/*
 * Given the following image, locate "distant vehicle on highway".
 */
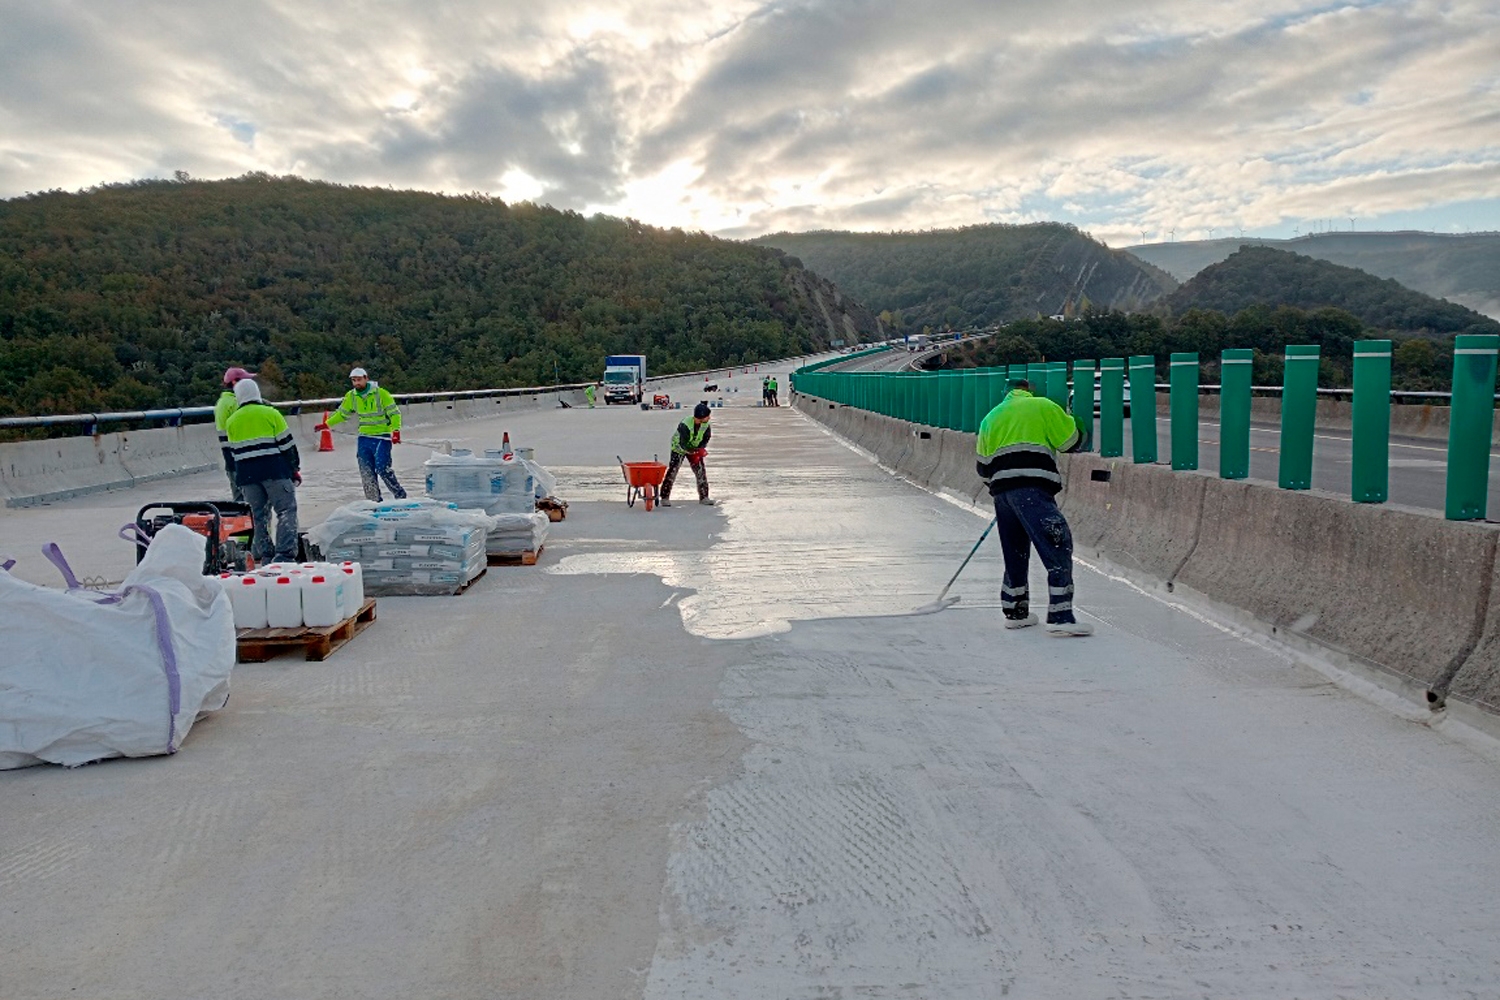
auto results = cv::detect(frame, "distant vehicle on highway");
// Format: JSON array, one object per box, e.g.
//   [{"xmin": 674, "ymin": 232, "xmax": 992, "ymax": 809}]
[{"xmin": 1070, "ymin": 371, "xmax": 1131, "ymax": 416}]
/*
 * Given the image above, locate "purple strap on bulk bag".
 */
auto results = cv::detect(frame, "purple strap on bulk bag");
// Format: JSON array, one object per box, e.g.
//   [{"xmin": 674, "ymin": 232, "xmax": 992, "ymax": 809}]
[{"xmin": 41, "ymin": 541, "xmax": 183, "ymax": 753}]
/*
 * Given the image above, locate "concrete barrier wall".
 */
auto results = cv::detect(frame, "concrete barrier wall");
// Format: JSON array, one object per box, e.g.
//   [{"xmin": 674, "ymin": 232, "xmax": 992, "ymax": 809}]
[
  {"xmin": 795, "ymin": 393, "xmax": 1500, "ymax": 724},
  {"xmin": 2, "ymin": 388, "xmax": 587, "ymax": 507},
  {"xmin": 0, "ymin": 363, "xmax": 771, "ymax": 507},
  {"xmin": 1, "ymin": 423, "xmax": 225, "ymax": 507}
]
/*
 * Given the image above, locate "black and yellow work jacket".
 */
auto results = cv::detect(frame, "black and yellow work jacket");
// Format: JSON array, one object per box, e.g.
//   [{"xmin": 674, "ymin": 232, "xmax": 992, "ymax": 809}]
[
  {"xmin": 670, "ymin": 417, "xmax": 712, "ymax": 456},
  {"xmin": 225, "ymin": 402, "xmax": 300, "ymax": 486},
  {"xmin": 975, "ymin": 390, "xmax": 1081, "ymax": 497}
]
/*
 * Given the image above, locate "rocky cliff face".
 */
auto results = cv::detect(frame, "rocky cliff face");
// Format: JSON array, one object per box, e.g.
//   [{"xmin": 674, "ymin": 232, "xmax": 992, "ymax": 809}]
[
  {"xmin": 753, "ymin": 223, "xmax": 1177, "ymax": 333},
  {"xmin": 778, "ymin": 255, "xmax": 886, "ymax": 345},
  {"xmin": 1027, "ymin": 231, "xmax": 1178, "ymax": 317}
]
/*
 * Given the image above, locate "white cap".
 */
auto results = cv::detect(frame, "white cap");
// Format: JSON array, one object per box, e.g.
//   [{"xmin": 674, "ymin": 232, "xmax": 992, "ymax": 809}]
[
  {"xmin": 233, "ymin": 378, "xmax": 262, "ymax": 404},
  {"xmin": 349, "ymin": 367, "xmax": 368, "ymax": 378}
]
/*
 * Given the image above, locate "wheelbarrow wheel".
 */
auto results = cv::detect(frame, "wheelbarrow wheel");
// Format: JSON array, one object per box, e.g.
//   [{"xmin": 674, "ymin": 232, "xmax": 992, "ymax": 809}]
[{"xmin": 644, "ymin": 483, "xmax": 656, "ymax": 511}]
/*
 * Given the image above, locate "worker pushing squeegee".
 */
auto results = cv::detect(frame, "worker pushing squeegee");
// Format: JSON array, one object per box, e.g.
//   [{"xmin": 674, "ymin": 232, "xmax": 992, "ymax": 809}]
[{"xmin": 910, "ymin": 378, "xmax": 1092, "ymax": 631}]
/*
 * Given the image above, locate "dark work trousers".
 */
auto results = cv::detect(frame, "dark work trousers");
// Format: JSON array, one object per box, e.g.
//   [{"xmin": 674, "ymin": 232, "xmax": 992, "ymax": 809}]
[
  {"xmin": 356, "ymin": 436, "xmax": 407, "ymax": 502},
  {"xmin": 221, "ymin": 448, "xmax": 244, "ymax": 503},
  {"xmin": 993, "ymin": 485, "xmax": 1077, "ymax": 625},
  {"xmin": 659, "ymin": 452, "xmax": 708, "ymax": 501},
  {"xmin": 242, "ymin": 478, "xmax": 300, "ymax": 562}
]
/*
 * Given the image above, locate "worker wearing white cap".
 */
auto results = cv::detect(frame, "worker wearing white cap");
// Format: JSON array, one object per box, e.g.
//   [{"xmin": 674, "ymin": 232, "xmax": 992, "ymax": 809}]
[{"xmin": 318, "ymin": 367, "xmax": 407, "ymax": 501}]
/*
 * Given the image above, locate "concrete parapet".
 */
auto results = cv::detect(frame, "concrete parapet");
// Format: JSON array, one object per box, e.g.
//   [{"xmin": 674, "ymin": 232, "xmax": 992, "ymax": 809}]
[
  {"xmin": 930, "ymin": 429, "xmax": 988, "ymax": 506},
  {"xmin": 1445, "ymin": 556, "xmax": 1500, "ymax": 715},
  {"xmin": 1175, "ymin": 483, "xmax": 1497, "ymax": 692},
  {"xmin": 2, "ymin": 423, "xmax": 222, "ymax": 507},
  {"xmin": 1058, "ymin": 454, "xmax": 1205, "ymax": 583},
  {"xmin": 0, "ymin": 389, "xmax": 578, "ymax": 507}
]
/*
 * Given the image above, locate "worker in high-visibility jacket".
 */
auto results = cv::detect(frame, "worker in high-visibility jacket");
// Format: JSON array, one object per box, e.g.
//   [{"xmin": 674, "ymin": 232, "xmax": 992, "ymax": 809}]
[
  {"xmin": 225, "ymin": 378, "xmax": 301, "ymax": 563},
  {"xmin": 319, "ymin": 367, "xmax": 407, "ymax": 502},
  {"xmin": 975, "ymin": 379, "xmax": 1092, "ymax": 636},
  {"xmin": 659, "ymin": 402, "xmax": 717, "ymax": 506},
  {"xmin": 214, "ymin": 366, "xmax": 255, "ymax": 502}
]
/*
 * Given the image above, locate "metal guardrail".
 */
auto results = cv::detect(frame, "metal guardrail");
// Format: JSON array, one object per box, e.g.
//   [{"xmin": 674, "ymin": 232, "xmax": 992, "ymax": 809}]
[
  {"xmin": 792, "ymin": 338, "xmax": 1500, "ymax": 520},
  {"xmin": 0, "ymin": 355, "xmax": 830, "ymax": 434}
]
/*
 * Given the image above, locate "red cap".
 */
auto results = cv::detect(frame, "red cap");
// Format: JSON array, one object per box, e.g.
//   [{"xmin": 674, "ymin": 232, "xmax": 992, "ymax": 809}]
[
  {"xmin": 311, "ymin": 575, "xmax": 325, "ymax": 583},
  {"xmin": 277, "ymin": 576, "xmax": 290, "ymax": 584},
  {"xmin": 223, "ymin": 366, "xmax": 256, "ymax": 386}
]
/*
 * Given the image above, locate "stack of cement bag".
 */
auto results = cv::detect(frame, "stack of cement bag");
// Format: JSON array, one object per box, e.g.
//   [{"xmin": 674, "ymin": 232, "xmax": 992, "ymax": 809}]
[
  {"xmin": 424, "ymin": 449, "xmax": 551, "ymax": 557},
  {"xmin": 487, "ymin": 510, "xmax": 551, "ymax": 556},
  {"xmin": 1, "ymin": 524, "xmax": 235, "ymax": 768},
  {"xmin": 308, "ymin": 499, "xmax": 493, "ymax": 596}
]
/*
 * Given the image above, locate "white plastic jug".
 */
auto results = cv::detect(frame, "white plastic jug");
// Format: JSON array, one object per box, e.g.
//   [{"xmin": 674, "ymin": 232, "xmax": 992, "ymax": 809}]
[
  {"xmin": 302, "ymin": 574, "xmax": 344, "ymax": 628},
  {"xmin": 339, "ymin": 562, "xmax": 365, "ymax": 613},
  {"xmin": 265, "ymin": 575, "xmax": 304, "ymax": 628},
  {"xmin": 228, "ymin": 574, "xmax": 269, "ymax": 629}
]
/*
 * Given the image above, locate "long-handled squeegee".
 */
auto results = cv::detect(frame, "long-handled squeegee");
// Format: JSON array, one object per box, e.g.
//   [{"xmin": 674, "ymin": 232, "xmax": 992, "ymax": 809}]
[{"xmin": 906, "ymin": 517, "xmax": 997, "ymax": 616}]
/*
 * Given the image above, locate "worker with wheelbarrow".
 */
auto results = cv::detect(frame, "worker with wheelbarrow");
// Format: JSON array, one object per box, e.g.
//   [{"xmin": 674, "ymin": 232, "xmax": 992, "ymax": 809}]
[{"xmin": 660, "ymin": 402, "xmax": 716, "ymax": 506}]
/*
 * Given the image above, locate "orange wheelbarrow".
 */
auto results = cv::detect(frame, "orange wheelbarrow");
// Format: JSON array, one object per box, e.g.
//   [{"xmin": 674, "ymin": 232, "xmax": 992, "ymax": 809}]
[{"xmin": 618, "ymin": 454, "xmax": 668, "ymax": 511}]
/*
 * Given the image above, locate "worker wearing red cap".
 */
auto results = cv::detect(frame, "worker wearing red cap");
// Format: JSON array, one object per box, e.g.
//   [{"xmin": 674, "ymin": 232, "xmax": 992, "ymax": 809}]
[{"xmin": 215, "ymin": 367, "xmax": 255, "ymax": 501}]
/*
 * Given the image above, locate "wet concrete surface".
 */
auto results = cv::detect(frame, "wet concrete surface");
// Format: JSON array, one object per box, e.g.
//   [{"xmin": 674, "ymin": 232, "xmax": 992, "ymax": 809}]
[{"xmin": 4, "ymin": 363, "xmax": 1500, "ymax": 998}]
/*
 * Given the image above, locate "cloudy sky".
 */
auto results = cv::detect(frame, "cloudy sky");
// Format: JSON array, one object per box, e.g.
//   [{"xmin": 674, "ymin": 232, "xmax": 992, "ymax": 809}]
[{"xmin": 2, "ymin": 0, "xmax": 1497, "ymax": 246}]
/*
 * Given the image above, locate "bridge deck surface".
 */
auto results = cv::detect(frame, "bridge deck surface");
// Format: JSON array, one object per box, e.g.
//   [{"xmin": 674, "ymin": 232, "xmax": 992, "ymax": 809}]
[{"xmin": 3, "ymin": 364, "xmax": 1499, "ymax": 998}]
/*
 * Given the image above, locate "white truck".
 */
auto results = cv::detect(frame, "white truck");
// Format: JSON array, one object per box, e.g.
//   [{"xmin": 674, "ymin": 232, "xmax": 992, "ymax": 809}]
[{"xmin": 602, "ymin": 354, "xmax": 646, "ymax": 405}]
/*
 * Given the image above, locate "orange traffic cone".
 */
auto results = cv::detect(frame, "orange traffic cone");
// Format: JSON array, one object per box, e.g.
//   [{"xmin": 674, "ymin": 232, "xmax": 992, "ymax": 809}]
[{"xmin": 317, "ymin": 413, "xmax": 335, "ymax": 452}]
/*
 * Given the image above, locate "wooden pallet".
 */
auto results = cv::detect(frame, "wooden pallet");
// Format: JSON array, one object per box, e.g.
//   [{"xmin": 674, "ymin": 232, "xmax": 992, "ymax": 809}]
[
  {"xmin": 487, "ymin": 545, "xmax": 543, "ymax": 566},
  {"xmin": 236, "ymin": 598, "xmax": 377, "ymax": 663}
]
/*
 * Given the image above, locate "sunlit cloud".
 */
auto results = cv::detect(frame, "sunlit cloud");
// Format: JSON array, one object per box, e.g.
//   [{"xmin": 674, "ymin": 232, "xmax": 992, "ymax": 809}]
[{"xmin": 0, "ymin": 0, "xmax": 1494, "ymax": 241}]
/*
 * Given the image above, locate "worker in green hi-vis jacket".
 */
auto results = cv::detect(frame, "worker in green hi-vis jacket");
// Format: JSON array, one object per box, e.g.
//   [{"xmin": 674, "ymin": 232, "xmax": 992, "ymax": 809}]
[
  {"xmin": 975, "ymin": 379, "xmax": 1092, "ymax": 637},
  {"xmin": 659, "ymin": 403, "xmax": 717, "ymax": 507}
]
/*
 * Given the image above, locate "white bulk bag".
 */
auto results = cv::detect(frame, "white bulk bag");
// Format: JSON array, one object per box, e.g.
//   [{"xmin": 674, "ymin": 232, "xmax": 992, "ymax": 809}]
[{"xmin": 0, "ymin": 524, "xmax": 236, "ymax": 768}]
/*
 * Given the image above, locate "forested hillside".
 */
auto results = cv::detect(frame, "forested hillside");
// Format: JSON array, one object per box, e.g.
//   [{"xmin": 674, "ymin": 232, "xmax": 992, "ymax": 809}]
[
  {"xmin": 753, "ymin": 223, "xmax": 1177, "ymax": 332},
  {"xmin": 1128, "ymin": 231, "xmax": 1500, "ymax": 321},
  {"xmin": 0, "ymin": 175, "xmax": 880, "ymax": 416},
  {"xmin": 1164, "ymin": 246, "xmax": 1500, "ymax": 337},
  {"xmin": 945, "ymin": 304, "xmax": 1463, "ymax": 392}
]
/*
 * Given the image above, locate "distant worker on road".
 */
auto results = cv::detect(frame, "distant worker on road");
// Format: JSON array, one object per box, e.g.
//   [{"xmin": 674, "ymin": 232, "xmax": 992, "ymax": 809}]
[
  {"xmin": 585, "ymin": 383, "xmax": 598, "ymax": 408},
  {"xmin": 762, "ymin": 376, "xmax": 771, "ymax": 405},
  {"xmin": 225, "ymin": 378, "xmax": 301, "ymax": 563},
  {"xmin": 768, "ymin": 376, "xmax": 780, "ymax": 407},
  {"xmin": 659, "ymin": 402, "xmax": 717, "ymax": 507},
  {"xmin": 215, "ymin": 366, "xmax": 255, "ymax": 501},
  {"xmin": 976, "ymin": 379, "xmax": 1092, "ymax": 637},
  {"xmin": 319, "ymin": 367, "xmax": 407, "ymax": 502}
]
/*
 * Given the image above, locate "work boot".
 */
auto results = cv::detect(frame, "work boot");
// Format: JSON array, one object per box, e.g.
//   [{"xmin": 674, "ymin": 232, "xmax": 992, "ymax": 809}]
[
  {"xmin": 659, "ymin": 498, "xmax": 671, "ymax": 507},
  {"xmin": 1004, "ymin": 614, "xmax": 1038, "ymax": 629},
  {"xmin": 1046, "ymin": 621, "xmax": 1094, "ymax": 637},
  {"xmin": 699, "ymin": 497, "xmax": 717, "ymax": 505}
]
